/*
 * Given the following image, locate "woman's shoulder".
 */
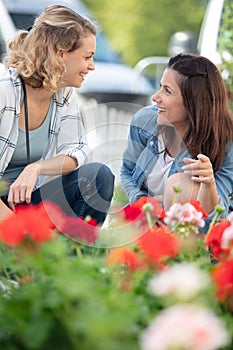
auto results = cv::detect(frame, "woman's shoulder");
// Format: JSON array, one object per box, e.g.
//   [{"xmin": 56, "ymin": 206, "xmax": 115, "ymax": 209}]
[
  {"xmin": 55, "ymin": 87, "xmax": 78, "ymax": 107},
  {"xmin": 224, "ymin": 141, "xmax": 233, "ymax": 159},
  {"xmin": 0, "ymin": 68, "xmax": 17, "ymax": 84},
  {"xmin": 0, "ymin": 68, "xmax": 20, "ymax": 101}
]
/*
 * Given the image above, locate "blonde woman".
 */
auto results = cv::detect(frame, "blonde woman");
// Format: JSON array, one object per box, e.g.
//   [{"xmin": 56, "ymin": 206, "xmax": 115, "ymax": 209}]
[{"xmin": 0, "ymin": 5, "xmax": 114, "ymax": 223}]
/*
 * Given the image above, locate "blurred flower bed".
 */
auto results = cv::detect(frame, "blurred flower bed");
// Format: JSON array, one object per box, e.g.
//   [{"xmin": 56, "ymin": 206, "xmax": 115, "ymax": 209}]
[{"xmin": 0, "ymin": 191, "xmax": 233, "ymax": 350}]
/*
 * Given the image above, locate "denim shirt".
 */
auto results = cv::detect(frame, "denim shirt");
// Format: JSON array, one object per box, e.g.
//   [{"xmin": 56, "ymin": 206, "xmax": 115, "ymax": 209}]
[{"xmin": 120, "ymin": 105, "xmax": 233, "ymax": 233}]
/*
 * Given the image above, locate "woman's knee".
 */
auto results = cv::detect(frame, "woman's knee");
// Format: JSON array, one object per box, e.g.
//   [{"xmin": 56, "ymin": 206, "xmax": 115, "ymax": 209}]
[
  {"xmin": 79, "ymin": 162, "xmax": 115, "ymax": 199},
  {"xmin": 164, "ymin": 172, "xmax": 200, "ymax": 209}
]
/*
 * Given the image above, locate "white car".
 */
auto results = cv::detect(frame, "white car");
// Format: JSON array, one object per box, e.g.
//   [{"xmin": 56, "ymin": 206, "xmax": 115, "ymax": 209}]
[
  {"xmin": 197, "ymin": 0, "xmax": 225, "ymax": 65},
  {"xmin": 168, "ymin": 0, "xmax": 227, "ymax": 66}
]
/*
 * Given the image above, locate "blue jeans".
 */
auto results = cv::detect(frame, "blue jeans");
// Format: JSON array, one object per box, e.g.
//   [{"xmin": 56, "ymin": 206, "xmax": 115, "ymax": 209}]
[{"xmin": 31, "ymin": 162, "xmax": 115, "ymax": 225}]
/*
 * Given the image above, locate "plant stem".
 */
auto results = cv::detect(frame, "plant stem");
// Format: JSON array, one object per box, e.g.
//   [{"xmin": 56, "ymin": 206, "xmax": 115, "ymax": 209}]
[
  {"xmin": 76, "ymin": 244, "xmax": 83, "ymax": 258},
  {"xmin": 146, "ymin": 211, "xmax": 153, "ymax": 229}
]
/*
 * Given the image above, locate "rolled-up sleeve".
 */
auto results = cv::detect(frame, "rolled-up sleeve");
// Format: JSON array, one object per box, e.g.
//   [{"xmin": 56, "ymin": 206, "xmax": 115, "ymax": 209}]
[
  {"xmin": 56, "ymin": 88, "xmax": 92, "ymax": 167},
  {"xmin": 120, "ymin": 105, "xmax": 157, "ymax": 203}
]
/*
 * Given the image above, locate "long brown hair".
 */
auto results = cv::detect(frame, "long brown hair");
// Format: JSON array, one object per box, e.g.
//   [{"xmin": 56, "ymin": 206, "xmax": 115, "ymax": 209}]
[{"xmin": 166, "ymin": 53, "xmax": 233, "ymax": 171}]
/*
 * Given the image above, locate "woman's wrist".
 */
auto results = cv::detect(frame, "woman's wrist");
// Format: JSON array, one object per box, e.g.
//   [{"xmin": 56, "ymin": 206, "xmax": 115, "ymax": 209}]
[{"xmin": 27, "ymin": 162, "xmax": 42, "ymax": 175}]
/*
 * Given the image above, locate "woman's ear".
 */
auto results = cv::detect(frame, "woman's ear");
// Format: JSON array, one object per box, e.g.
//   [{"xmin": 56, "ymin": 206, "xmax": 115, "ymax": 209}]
[{"xmin": 57, "ymin": 49, "xmax": 64, "ymax": 58}]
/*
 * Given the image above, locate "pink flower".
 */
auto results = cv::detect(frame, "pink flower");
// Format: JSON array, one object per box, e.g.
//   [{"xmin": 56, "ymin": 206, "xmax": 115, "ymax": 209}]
[
  {"xmin": 140, "ymin": 305, "xmax": 230, "ymax": 350},
  {"xmin": 164, "ymin": 202, "xmax": 205, "ymax": 229},
  {"xmin": 228, "ymin": 212, "xmax": 233, "ymax": 225},
  {"xmin": 148, "ymin": 263, "xmax": 209, "ymax": 301}
]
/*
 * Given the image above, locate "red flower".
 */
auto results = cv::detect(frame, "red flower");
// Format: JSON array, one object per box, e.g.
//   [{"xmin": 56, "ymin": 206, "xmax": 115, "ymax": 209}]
[
  {"xmin": 0, "ymin": 201, "xmax": 99, "ymax": 247},
  {"xmin": 0, "ymin": 212, "xmax": 25, "ymax": 246},
  {"xmin": 80, "ymin": 216, "xmax": 98, "ymax": 227},
  {"xmin": 133, "ymin": 196, "xmax": 165, "ymax": 220},
  {"xmin": 61, "ymin": 217, "xmax": 98, "ymax": 244},
  {"xmin": 211, "ymin": 259, "xmax": 233, "ymax": 301},
  {"xmin": 0, "ymin": 203, "xmax": 55, "ymax": 247},
  {"xmin": 205, "ymin": 220, "xmax": 231, "ymax": 260},
  {"xmin": 41, "ymin": 201, "xmax": 98, "ymax": 244},
  {"xmin": 37, "ymin": 201, "xmax": 65, "ymax": 230},
  {"xmin": 137, "ymin": 227, "xmax": 179, "ymax": 268},
  {"xmin": 123, "ymin": 204, "xmax": 143, "ymax": 221},
  {"xmin": 106, "ymin": 247, "xmax": 144, "ymax": 270},
  {"xmin": 123, "ymin": 196, "xmax": 165, "ymax": 225},
  {"xmin": 19, "ymin": 275, "xmax": 34, "ymax": 284}
]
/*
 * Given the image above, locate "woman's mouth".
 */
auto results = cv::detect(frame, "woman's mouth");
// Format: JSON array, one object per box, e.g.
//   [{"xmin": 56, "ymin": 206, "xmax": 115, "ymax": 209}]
[
  {"xmin": 158, "ymin": 107, "xmax": 166, "ymax": 113},
  {"xmin": 79, "ymin": 73, "xmax": 87, "ymax": 80}
]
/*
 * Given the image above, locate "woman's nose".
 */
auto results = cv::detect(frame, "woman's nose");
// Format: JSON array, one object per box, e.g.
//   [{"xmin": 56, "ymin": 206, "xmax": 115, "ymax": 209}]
[
  {"xmin": 152, "ymin": 90, "xmax": 160, "ymax": 103},
  {"xmin": 88, "ymin": 58, "xmax": 95, "ymax": 71}
]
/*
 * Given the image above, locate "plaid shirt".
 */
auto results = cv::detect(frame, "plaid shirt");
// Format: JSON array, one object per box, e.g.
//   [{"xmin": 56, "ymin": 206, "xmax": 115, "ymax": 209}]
[{"xmin": 0, "ymin": 68, "xmax": 91, "ymax": 189}]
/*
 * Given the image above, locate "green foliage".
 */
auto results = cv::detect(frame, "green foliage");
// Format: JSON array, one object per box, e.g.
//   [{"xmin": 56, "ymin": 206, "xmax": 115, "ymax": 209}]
[
  {"xmin": 1, "ymin": 198, "xmax": 233, "ymax": 349},
  {"xmin": 83, "ymin": 0, "xmax": 208, "ymax": 66},
  {"xmin": 218, "ymin": 0, "xmax": 233, "ymax": 108},
  {"xmin": 0, "ymin": 237, "xmax": 146, "ymax": 350},
  {"xmin": 1, "ymin": 233, "xmax": 232, "ymax": 349}
]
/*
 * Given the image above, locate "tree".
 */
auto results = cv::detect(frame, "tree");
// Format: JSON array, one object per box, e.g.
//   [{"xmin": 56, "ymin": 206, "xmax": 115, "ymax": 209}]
[
  {"xmin": 218, "ymin": 0, "xmax": 233, "ymax": 105},
  {"xmin": 83, "ymin": 0, "xmax": 208, "ymax": 66}
]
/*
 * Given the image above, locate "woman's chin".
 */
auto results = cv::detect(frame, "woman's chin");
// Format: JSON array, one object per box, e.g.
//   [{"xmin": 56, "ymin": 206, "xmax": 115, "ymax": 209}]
[{"xmin": 157, "ymin": 115, "xmax": 166, "ymax": 125}]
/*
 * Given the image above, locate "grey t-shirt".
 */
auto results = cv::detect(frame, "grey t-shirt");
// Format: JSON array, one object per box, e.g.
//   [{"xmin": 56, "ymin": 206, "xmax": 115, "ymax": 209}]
[{"xmin": 1, "ymin": 96, "xmax": 53, "ymax": 195}]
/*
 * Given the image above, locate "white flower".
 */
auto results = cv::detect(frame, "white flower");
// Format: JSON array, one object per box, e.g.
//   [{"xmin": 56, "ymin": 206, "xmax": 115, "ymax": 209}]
[
  {"xmin": 221, "ymin": 224, "xmax": 233, "ymax": 249},
  {"xmin": 227, "ymin": 212, "xmax": 233, "ymax": 225},
  {"xmin": 140, "ymin": 305, "xmax": 230, "ymax": 350},
  {"xmin": 164, "ymin": 203, "xmax": 205, "ymax": 228},
  {"xmin": 148, "ymin": 263, "xmax": 209, "ymax": 301}
]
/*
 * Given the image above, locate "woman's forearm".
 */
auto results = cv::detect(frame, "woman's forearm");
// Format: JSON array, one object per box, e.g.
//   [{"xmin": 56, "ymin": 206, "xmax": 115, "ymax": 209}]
[
  {"xmin": 35, "ymin": 155, "xmax": 78, "ymax": 176},
  {"xmin": 197, "ymin": 182, "xmax": 219, "ymax": 214},
  {"xmin": 6, "ymin": 155, "xmax": 78, "ymax": 209}
]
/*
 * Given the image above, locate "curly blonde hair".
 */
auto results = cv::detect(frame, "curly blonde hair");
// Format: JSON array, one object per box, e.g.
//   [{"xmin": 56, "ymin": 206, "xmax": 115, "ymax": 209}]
[{"xmin": 4, "ymin": 5, "xmax": 97, "ymax": 91}]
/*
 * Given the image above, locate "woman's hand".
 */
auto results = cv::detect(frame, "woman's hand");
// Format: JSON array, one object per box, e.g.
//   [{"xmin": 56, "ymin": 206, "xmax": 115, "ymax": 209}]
[
  {"xmin": 7, "ymin": 163, "xmax": 41, "ymax": 210},
  {"xmin": 182, "ymin": 154, "xmax": 215, "ymax": 184},
  {"xmin": 182, "ymin": 154, "xmax": 218, "ymax": 213}
]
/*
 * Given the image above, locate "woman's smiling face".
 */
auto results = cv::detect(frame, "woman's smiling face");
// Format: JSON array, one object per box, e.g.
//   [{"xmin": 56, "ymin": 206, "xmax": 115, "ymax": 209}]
[
  {"xmin": 58, "ymin": 33, "xmax": 96, "ymax": 88},
  {"xmin": 152, "ymin": 68, "xmax": 189, "ymax": 135}
]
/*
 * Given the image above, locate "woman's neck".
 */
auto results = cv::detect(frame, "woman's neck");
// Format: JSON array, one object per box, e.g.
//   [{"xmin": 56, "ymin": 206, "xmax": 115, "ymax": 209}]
[
  {"xmin": 162, "ymin": 129, "xmax": 184, "ymax": 158},
  {"xmin": 25, "ymin": 84, "xmax": 54, "ymax": 102}
]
